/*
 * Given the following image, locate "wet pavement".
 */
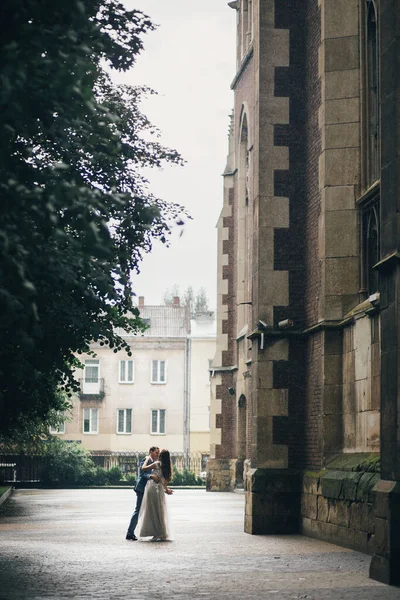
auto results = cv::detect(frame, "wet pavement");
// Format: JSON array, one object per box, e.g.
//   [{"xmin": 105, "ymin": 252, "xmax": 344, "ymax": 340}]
[{"xmin": 0, "ymin": 488, "xmax": 399, "ymax": 599}]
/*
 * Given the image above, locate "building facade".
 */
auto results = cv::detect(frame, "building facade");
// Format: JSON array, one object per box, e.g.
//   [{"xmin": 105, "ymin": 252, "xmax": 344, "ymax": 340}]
[
  {"xmin": 208, "ymin": 0, "xmax": 400, "ymax": 585},
  {"xmin": 53, "ymin": 298, "xmax": 215, "ymax": 473}
]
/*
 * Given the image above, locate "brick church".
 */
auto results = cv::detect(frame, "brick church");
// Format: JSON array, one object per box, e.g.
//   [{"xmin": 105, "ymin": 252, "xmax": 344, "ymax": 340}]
[{"xmin": 208, "ymin": 0, "xmax": 400, "ymax": 585}]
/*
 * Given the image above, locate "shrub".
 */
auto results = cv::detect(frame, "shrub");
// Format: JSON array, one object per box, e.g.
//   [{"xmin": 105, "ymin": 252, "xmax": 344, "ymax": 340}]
[
  {"xmin": 171, "ymin": 468, "xmax": 204, "ymax": 486},
  {"xmin": 125, "ymin": 474, "xmax": 137, "ymax": 487},
  {"xmin": 41, "ymin": 438, "xmax": 95, "ymax": 486},
  {"xmin": 106, "ymin": 466, "xmax": 123, "ymax": 485}
]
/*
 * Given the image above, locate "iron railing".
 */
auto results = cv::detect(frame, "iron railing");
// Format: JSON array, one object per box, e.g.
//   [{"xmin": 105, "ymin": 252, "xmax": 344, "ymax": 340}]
[{"xmin": 0, "ymin": 451, "xmax": 209, "ymax": 484}]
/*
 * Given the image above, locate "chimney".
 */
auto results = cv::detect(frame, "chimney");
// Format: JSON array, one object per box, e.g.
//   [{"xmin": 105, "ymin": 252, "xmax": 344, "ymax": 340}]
[
  {"xmin": 173, "ymin": 296, "xmax": 180, "ymax": 306},
  {"xmin": 138, "ymin": 296, "xmax": 145, "ymax": 308}
]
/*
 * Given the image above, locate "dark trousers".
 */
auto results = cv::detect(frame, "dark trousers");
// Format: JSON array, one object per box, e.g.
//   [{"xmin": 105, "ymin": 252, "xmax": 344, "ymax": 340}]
[{"xmin": 127, "ymin": 491, "xmax": 143, "ymax": 535}]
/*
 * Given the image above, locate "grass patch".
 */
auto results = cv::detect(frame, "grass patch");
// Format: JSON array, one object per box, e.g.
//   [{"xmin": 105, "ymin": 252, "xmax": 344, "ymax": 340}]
[{"xmin": 0, "ymin": 486, "xmax": 10, "ymax": 498}]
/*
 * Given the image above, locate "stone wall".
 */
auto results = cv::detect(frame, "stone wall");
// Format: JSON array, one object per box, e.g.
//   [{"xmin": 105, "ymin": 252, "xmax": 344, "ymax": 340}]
[{"xmin": 301, "ymin": 453, "xmax": 380, "ymax": 554}]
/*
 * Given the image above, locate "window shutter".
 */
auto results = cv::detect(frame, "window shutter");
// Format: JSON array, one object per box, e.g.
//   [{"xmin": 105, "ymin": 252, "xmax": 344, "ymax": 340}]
[
  {"xmin": 126, "ymin": 409, "xmax": 132, "ymax": 433},
  {"xmin": 127, "ymin": 360, "xmax": 133, "ymax": 382},
  {"xmin": 84, "ymin": 408, "xmax": 90, "ymax": 432},
  {"xmin": 92, "ymin": 409, "xmax": 98, "ymax": 432},
  {"xmin": 160, "ymin": 361, "xmax": 165, "ymax": 382},
  {"xmin": 151, "ymin": 410, "xmax": 157, "ymax": 433},
  {"xmin": 118, "ymin": 410, "xmax": 124, "ymax": 433},
  {"xmin": 160, "ymin": 409, "xmax": 166, "ymax": 433},
  {"xmin": 152, "ymin": 361, "xmax": 158, "ymax": 382},
  {"xmin": 120, "ymin": 361, "xmax": 126, "ymax": 382}
]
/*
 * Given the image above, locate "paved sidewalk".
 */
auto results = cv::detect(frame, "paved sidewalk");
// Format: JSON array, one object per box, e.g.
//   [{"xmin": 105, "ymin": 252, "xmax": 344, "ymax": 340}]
[{"xmin": 0, "ymin": 489, "xmax": 399, "ymax": 599}]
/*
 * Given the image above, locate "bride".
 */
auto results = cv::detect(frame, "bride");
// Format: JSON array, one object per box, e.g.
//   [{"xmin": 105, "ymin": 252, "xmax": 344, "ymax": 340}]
[{"xmin": 137, "ymin": 448, "xmax": 174, "ymax": 541}]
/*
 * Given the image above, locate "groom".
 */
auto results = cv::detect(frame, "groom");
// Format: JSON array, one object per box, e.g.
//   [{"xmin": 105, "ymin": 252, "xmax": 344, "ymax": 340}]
[{"xmin": 126, "ymin": 446, "xmax": 160, "ymax": 541}]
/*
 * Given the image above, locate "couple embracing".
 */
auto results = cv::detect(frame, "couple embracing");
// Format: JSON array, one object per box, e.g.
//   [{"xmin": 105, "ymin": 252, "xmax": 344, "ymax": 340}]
[{"xmin": 126, "ymin": 446, "xmax": 173, "ymax": 542}]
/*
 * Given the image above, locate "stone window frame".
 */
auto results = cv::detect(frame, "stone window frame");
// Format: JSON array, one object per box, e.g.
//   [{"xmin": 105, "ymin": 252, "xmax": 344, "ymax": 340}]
[
  {"xmin": 358, "ymin": 185, "xmax": 380, "ymax": 295},
  {"xmin": 241, "ymin": 0, "xmax": 253, "ymax": 60},
  {"xmin": 119, "ymin": 359, "xmax": 135, "ymax": 384},
  {"xmin": 236, "ymin": 108, "xmax": 252, "ymax": 334},
  {"xmin": 360, "ymin": 0, "xmax": 380, "ymax": 190},
  {"xmin": 358, "ymin": 0, "xmax": 380, "ymax": 296},
  {"xmin": 116, "ymin": 408, "xmax": 132, "ymax": 435},
  {"xmin": 151, "ymin": 359, "xmax": 167, "ymax": 384},
  {"xmin": 83, "ymin": 407, "xmax": 99, "ymax": 434},
  {"xmin": 150, "ymin": 408, "xmax": 166, "ymax": 435}
]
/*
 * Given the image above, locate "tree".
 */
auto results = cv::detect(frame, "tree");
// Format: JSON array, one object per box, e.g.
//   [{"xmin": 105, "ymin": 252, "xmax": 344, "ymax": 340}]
[
  {"xmin": 0, "ymin": 1, "xmax": 186, "ymax": 438},
  {"xmin": 194, "ymin": 287, "xmax": 210, "ymax": 316},
  {"xmin": 163, "ymin": 284, "xmax": 181, "ymax": 305},
  {"xmin": 163, "ymin": 285, "xmax": 209, "ymax": 317}
]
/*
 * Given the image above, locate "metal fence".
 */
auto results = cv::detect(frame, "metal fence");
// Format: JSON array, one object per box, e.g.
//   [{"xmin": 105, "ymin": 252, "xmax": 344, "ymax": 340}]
[{"xmin": 0, "ymin": 451, "xmax": 209, "ymax": 484}]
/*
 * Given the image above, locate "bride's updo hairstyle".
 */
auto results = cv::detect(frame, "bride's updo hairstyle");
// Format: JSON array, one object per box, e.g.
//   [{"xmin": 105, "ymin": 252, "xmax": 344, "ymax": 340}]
[{"xmin": 159, "ymin": 449, "xmax": 172, "ymax": 482}]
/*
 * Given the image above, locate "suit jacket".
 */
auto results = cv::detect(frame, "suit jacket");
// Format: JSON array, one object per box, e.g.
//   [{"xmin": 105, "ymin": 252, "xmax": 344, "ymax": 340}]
[{"xmin": 134, "ymin": 456, "xmax": 152, "ymax": 494}]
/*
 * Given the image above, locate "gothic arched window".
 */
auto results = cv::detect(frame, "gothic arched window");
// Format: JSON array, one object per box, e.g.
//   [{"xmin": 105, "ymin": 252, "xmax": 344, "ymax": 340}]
[
  {"xmin": 365, "ymin": 0, "xmax": 379, "ymax": 187},
  {"xmin": 359, "ymin": 1, "xmax": 380, "ymax": 296}
]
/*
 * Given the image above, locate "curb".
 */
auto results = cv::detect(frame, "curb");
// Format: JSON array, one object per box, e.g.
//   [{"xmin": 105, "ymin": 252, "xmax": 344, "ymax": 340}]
[{"xmin": 0, "ymin": 487, "xmax": 13, "ymax": 507}]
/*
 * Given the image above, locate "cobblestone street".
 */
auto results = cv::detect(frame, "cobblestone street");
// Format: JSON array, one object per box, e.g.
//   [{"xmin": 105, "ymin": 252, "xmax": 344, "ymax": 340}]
[{"xmin": 0, "ymin": 489, "xmax": 399, "ymax": 600}]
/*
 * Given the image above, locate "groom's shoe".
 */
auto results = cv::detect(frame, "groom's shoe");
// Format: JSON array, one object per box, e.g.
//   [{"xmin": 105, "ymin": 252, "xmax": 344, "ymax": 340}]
[{"xmin": 126, "ymin": 533, "xmax": 137, "ymax": 541}]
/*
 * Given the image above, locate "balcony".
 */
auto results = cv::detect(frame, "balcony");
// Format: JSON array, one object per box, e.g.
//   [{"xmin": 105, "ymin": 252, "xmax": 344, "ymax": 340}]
[{"xmin": 79, "ymin": 378, "xmax": 105, "ymax": 401}]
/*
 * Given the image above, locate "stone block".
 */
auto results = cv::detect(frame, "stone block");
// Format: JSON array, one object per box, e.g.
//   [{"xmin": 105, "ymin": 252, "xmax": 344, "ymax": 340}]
[
  {"xmin": 324, "ymin": 329, "xmax": 343, "ymax": 355},
  {"xmin": 245, "ymin": 513, "xmax": 298, "ymax": 535},
  {"xmin": 342, "ymin": 472, "xmax": 363, "ymax": 501},
  {"xmin": 327, "ymin": 498, "xmax": 351, "ymax": 528},
  {"xmin": 321, "ymin": 471, "xmax": 343, "ymax": 499},
  {"xmin": 323, "ymin": 148, "xmax": 360, "ymax": 186},
  {"xmin": 324, "ymin": 353, "xmax": 342, "ymax": 385},
  {"xmin": 317, "ymin": 495, "xmax": 329, "ymax": 522},
  {"xmin": 324, "ymin": 122, "xmax": 359, "ymax": 150},
  {"xmin": 301, "ymin": 517, "xmax": 318, "ymax": 538},
  {"xmin": 325, "ymin": 97, "xmax": 359, "ymax": 125},
  {"xmin": 334, "ymin": 524, "xmax": 356, "ymax": 550},
  {"xmin": 323, "ymin": 185, "xmax": 355, "ymax": 211},
  {"xmin": 343, "ymin": 412, "xmax": 356, "ymax": 449},
  {"xmin": 324, "ymin": 36, "xmax": 359, "ymax": 72},
  {"xmin": 353, "ymin": 530, "xmax": 373, "ymax": 555},
  {"xmin": 350, "ymin": 501, "xmax": 369, "ymax": 532},
  {"xmin": 323, "ymin": 414, "xmax": 343, "ymax": 453},
  {"xmin": 356, "ymin": 473, "xmax": 379, "ymax": 502},
  {"xmin": 323, "ymin": 384, "xmax": 342, "ymax": 415},
  {"xmin": 301, "ymin": 493, "xmax": 318, "ymax": 520},
  {"xmin": 302, "ymin": 472, "xmax": 322, "ymax": 495},
  {"xmin": 373, "ymin": 479, "xmax": 400, "ymax": 518},
  {"xmin": 206, "ymin": 459, "xmax": 233, "ymax": 492},
  {"xmin": 325, "ymin": 69, "xmax": 359, "ymax": 100},
  {"xmin": 323, "ymin": 0, "xmax": 359, "ymax": 39},
  {"xmin": 374, "ymin": 517, "xmax": 389, "ymax": 557},
  {"xmin": 325, "ymin": 210, "xmax": 358, "ymax": 258},
  {"xmin": 324, "ymin": 257, "xmax": 358, "ymax": 295},
  {"xmin": 342, "ymin": 382, "xmax": 356, "ymax": 414}
]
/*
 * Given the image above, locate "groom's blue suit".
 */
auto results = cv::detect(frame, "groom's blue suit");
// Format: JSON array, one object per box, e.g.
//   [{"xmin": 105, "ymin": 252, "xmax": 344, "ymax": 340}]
[{"xmin": 126, "ymin": 456, "xmax": 153, "ymax": 538}]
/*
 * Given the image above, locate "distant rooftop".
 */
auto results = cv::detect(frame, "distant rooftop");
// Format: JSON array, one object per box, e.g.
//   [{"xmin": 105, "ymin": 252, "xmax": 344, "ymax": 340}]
[
  {"xmin": 190, "ymin": 311, "xmax": 216, "ymax": 338},
  {"xmin": 115, "ymin": 296, "xmax": 215, "ymax": 339}
]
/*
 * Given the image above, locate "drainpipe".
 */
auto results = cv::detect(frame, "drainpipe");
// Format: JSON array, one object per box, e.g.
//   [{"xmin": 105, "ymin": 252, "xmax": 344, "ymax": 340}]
[{"xmin": 183, "ymin": 334, "xmax": 191, "ymax": 468}]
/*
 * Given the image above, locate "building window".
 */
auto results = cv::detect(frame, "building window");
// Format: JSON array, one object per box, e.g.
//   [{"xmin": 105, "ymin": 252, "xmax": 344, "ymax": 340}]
[
  {"xmin": 364, "ymin": 0, "xmax": 379, "ymax": 188},
  {"xmin": 83, "ymin": 408, "xmax": 98, "ymax": 434},
  {"xmin": 83, "ymin": 359, "xmax": 100, "ymax": 395},
  {"xmin": 241, "ymin": 0, "xmax": 253, "ymax": 59},
  {"xmin": 151, "ymin": 360, "xmax": 167, "ymax": 384},
  {"xmin": 119, "ymin": 360, "xmax": 134, "ymax": 384},
  {"xmin": 151, "ymin": 409, "xmax": 166, "ymax": 434},
  {"xmin": 359, "ymin": 1, "xmax": 380, "ymax": 295},
  {"xmin": 117, "ymin": 409, "xmax": 132, "ymax": 434},
  {"xmin": 49, "ymin": 422, "xmax": 65, "ymax": 435},
  {"xmin": 361, "ymin": 194, "xmax": 380, "ymax": 295}
]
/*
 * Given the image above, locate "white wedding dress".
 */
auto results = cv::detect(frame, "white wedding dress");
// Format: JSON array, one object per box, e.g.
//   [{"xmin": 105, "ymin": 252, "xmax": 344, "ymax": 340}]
[{"xmin": 137, "ymin": 467, "xmax": 171, "ymax": 540}]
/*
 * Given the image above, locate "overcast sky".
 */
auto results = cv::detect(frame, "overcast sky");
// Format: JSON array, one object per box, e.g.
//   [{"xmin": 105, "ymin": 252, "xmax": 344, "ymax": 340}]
[{"xmin": 116, "ymin": 1, "xmax": 236, "ymax": 308}]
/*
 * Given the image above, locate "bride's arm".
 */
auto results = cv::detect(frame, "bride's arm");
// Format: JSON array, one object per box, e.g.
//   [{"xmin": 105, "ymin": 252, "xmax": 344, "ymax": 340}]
[{"xmin": 161, "ymin": 476, "xmax": 173, "ymax": 495}]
